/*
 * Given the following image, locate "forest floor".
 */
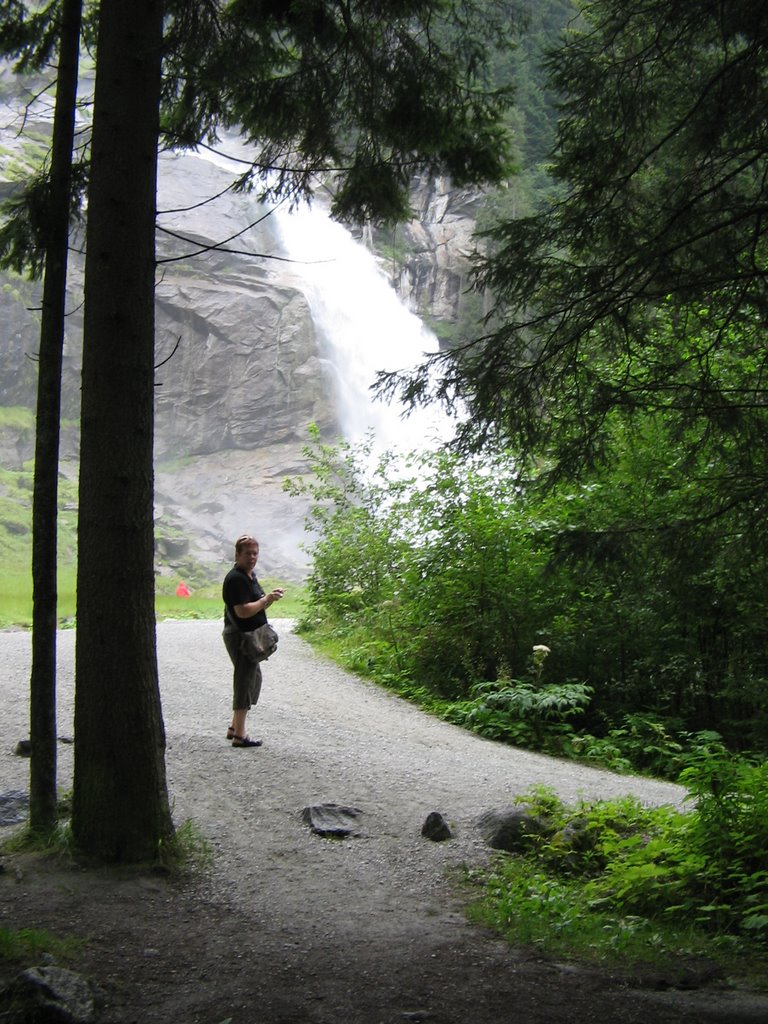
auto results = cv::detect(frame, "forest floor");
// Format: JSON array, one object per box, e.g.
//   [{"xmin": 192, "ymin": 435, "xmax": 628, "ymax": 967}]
[{"xmin": 2, "ymin": 620, "xmax": 767, "ymax": 1024}]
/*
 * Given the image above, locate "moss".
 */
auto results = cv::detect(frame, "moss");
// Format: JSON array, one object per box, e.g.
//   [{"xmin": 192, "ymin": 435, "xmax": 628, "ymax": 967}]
[
  {"xmin": 0, "ymin": 925, "xmax": 83, "ymax": 966},
  {"xmin": 0, "ymin": 406, "xmax": 35, "ymax": 430}
]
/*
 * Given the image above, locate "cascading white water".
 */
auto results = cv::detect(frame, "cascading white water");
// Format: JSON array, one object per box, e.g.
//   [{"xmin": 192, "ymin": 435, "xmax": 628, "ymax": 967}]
[{"xmin": 272, "ymin": 203, "xmax": 453, "ymax": 454}]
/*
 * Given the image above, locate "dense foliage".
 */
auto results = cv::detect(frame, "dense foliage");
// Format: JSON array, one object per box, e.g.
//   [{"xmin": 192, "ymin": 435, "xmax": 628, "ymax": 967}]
[
  {"xmin": 162, "ymin": 0, "xmax": 520, "ymax": 223},
  {"xmin": 336, "ymin": 0, "xmax": 768, "ymax": 783},
  {"xmin": 470, "ymin": 755, "xmax": 768, "ymax": 958},
  {"xmin": 385, "ymin": 0, "xmax": 768, "ymax": 473},
  {"xmin": 376, "ymin": 0, "xmax": 768, "ymax": 637},
  {"xmin": 286, "ymin": 425, "xmax": 768, "ymax": 770}
]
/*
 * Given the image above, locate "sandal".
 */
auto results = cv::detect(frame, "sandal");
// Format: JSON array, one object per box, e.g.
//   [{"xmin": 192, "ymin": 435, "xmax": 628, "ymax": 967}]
[
  {"xmin": 226, "ymin": 727, "xmax": 235, "ymax": 740},
  {"xmin": 232, "ymin": 734, "xmax": 262, "ymax": 748}
]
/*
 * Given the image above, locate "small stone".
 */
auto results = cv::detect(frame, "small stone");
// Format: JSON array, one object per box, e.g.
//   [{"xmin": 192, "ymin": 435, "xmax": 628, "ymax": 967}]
[
  {"xmin": 421, "ymin": 811, "xmax": 452, "ymax": 842},
  {"xmin": 0, "ymin": 790, "xmax": 29, "ymax": 826},
  {"xmin": 301, "ymin": 804, "xmax": 362, "ymax": 837}
]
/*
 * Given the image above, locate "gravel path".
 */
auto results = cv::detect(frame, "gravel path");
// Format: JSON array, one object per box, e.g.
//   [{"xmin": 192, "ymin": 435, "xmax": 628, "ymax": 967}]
[
  {"xmin": 4, "ymin": 620, "xmax": 765, "ymax": 1024},
  {"xmin": 2, "ymin": 619, "xmax": 685, "ymax": 896}
]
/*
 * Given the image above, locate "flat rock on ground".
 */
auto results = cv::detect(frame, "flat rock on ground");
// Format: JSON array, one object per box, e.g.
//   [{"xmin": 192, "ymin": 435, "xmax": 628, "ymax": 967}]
[{"xmin": 1, "ymin": 620, "xmax": 767, "ymax": 1024}]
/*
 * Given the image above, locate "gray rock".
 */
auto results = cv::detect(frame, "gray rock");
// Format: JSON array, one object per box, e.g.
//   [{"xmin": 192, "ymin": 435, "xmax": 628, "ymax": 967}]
[
  {"xmin": 0, "ymin": 790, "xmax": 28, "ymax": 826},
  {"xmin": 550, "ymin": 817, "xmax": 595, "ymax": 869},
  {"xmin": 393, "ymin": 174, "xmax": 481, "ymax": 333},
  {"xmin": 421, "ymin": 811, "xmax": 452, "ymax": 842},
  {"xmin": 154, "ymin": 535, "xmax": 189, "ymax": 559},
  {"xmin": 475, "ymin": 806, "xmax": 552, "ymax": 852},
  {"xmin": 0, "ymin": 965, "xmax": 103, "ymax": 1024},
  {"xmin": 301, "ymin": 803, "xmax": 363, "ymax": 837},
  {"xmin": 558, "ymin": 816, "xmax": 593, "ymax": 850}
]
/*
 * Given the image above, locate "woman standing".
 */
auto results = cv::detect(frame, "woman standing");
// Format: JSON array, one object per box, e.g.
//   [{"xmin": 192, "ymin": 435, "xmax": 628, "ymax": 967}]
[{"xmin": 222, "ymin": 534, "xmax": 284, "ymax": 747}]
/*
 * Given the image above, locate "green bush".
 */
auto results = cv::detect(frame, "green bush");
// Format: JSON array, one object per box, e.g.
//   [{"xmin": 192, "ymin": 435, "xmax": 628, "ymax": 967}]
[
  {"xmin": 470, "ymin": 754, "xmax": 768, "ymax": 966},
  {"xmin": 288, "ymin": 428, "xmax": 768, "ymax": 763},
  {"xmin": 446, "ymin": 677, "xmax": 592, "ymax": 750}
]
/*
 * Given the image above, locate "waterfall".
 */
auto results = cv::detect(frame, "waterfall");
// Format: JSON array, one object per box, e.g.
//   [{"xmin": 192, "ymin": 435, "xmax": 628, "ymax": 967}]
[
  {"xmin": 272, "ymin": 203, "xmax": 453, "ymax": 454},
  {"xmin": 173, "ymin": 139, "xmax": 453, "ymax": 455}
]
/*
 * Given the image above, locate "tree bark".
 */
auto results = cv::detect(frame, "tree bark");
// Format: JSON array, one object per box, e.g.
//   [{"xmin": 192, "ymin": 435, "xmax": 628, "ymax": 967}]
[
  {"xmin": 72, "ymin": 0, "xmax": 173, "ymax": 861},
  {"xmin": 29, "ymin": 0, "xmax": 82, "ymax": 836}
]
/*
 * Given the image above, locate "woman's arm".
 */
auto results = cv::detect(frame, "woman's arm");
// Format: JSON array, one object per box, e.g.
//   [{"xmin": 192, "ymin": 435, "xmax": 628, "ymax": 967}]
[{"xmin": 233, "ymin": 588, "xmax": 284, "ymax": 619}]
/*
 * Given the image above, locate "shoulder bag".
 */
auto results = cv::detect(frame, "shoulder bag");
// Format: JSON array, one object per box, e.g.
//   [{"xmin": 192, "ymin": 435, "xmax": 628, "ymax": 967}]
[{"xmin": 240, "ymin": 622, "xmax": 279, "ymax": 663}]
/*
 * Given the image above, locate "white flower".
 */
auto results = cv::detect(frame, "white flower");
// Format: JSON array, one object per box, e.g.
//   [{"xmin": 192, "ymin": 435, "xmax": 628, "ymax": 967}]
[{"xmin": 532, "ymin": 644, "xmax": 551, "ymax": 655}]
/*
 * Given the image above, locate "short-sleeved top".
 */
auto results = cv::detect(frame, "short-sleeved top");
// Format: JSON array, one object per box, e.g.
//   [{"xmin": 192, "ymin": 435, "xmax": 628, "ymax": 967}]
[{"xmin": 222, "ymin": 565, "xmax": 267, "ymax": 633}]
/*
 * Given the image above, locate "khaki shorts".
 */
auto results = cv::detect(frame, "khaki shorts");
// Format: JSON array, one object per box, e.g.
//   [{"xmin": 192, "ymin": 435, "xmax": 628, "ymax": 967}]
[{"xmin": 223, "ymin": 628, "xmax": 263, "ymax": 710}]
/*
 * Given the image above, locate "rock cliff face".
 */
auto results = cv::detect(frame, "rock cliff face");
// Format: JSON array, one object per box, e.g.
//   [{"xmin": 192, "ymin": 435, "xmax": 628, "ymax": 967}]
[
  {"xmin": 0, "ymin": 152, "xmax": 474, "ymax": 457},
  {"xmin": 394, "ymin": 174, "xmax": 482, "ymax": 330},
  {"xmin": 0, "ymin": 101, "xmax": 478, "ymax": 578}
]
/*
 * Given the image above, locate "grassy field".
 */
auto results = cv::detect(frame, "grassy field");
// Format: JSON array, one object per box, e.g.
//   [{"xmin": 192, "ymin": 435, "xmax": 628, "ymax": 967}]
[
  {"xmin": 0, "ymin": 563, "xmax": 307, "ymax": 629},
  {"xmin": 0, "ymin": 418, "xmax": 308, "ymax": 627},
  {"xmin": 155, "ymin": 579, "xmax": 307, "ymax": 622}
]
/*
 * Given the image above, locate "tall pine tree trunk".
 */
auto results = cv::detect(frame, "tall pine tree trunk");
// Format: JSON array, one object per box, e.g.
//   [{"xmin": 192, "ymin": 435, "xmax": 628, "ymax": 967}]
[
  {"xmin": 29, "ymin": 0, "xmax": 82, "ymax": 837},
  {"xmin": 72, "ymin": 0, "xmax": 173, "ymax": 861}
]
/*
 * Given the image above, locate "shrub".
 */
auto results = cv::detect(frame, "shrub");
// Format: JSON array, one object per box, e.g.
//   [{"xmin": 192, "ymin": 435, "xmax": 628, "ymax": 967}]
[{"xmin": 470, "ymin": 753, "xmax": 768, "ymax": 965}]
